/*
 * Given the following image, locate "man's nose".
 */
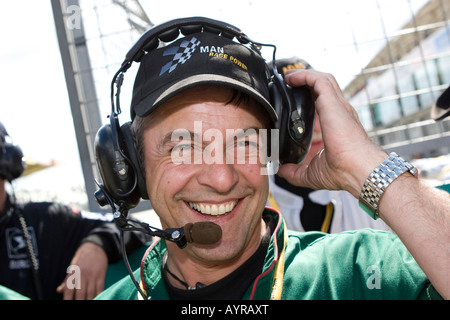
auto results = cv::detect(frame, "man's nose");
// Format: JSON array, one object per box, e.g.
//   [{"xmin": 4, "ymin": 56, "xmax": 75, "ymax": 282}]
[{"xmin": 196, "ymin": 160, "xmax": 239, "ymax": 194}]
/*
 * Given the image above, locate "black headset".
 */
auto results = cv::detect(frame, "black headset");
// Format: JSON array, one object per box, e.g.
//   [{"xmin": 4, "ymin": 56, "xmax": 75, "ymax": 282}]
[
  {"xmin": 0, "ymin": 122, "xmax": 26, "ymax": 182},
  {"xmin": 93, "ymin": 17, "xmax": 315, "ymax": 212}
]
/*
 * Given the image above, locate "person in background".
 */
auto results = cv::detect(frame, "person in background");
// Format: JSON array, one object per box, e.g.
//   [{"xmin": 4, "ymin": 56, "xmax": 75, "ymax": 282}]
[
  {"xmin": 0, "ymin": 122, "xmax": 150, "ymax": 300},
  {"xmin": 268, "ymin": 57, "xmax": 390, "ymax": 233},
  {"xmin": 431, "ymin": 85, "xmax": 450, "ymax": 121}
]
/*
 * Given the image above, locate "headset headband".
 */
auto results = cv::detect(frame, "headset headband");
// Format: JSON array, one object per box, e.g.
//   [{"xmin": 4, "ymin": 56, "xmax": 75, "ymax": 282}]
[
  {"xmin": 111, "ymin": 17, "xmax": 283, "ymax": 118},
  {"xmin": 94, "ymin": 17, "xmax": 315, "ymax": 212},
  {"xmin": 125, "ymin": 17, "xmax": 248, "ymax": 65}
]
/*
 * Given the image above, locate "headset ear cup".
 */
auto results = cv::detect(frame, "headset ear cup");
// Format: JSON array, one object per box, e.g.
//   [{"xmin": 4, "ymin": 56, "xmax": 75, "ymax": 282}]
[
  {"xmin": 269, "ymin": 80, "xmax": 290, "ymax": 164},
  {"xmin": 290, "ymin": 85, "xmax": 315, "ymax": 156},
  {"xmin": 94, "ymin": 123, "xmax": 141, "ymax": 208},
  {"xmin": 269, "ymin": 78, "xmax": 316, "ymax": 164},
  {"xmin": 120, "ymin": 122, "xmax": 149, "ymax": 200},
  {"xmin": 0, "ymin": 144, "xmax": 25, "ymax": 181},
  {"xmin": 9, "ymin": 145, "xmax": 25, "ymax": 180},
  {"xmin": 269, "ymin": 81, "xmax": 281, "ymax": 127}
]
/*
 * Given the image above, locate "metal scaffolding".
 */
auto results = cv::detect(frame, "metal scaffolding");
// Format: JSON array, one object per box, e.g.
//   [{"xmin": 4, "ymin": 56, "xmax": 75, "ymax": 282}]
[{"xmin": 51, "ymin": 0, "xmax": 153, "ymax": 211}]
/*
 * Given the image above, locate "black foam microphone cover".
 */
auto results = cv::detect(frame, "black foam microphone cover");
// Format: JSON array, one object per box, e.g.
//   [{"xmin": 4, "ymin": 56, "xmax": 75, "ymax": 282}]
[{"xmin": 184, "ymin": 222, "xmax": 222, "ymax": 245}]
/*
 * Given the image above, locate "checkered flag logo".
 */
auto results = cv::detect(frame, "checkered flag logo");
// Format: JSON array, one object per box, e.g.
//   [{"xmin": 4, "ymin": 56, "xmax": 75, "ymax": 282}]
[{"xmin": 159, "ymin": 37, "xmax": 201, "ymax": 76}]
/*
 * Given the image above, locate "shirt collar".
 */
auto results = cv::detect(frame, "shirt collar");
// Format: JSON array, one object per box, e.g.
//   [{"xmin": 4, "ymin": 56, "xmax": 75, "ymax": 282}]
[{"xmin": 139, "ymin": 207, "xmax": 287, "ymax": 300}]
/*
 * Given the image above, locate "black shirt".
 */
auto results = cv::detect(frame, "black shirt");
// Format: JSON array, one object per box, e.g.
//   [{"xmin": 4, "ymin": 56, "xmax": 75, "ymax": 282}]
[{"xmin": 0, "ymin": 196, "xmax": 149, "ymax": 299}]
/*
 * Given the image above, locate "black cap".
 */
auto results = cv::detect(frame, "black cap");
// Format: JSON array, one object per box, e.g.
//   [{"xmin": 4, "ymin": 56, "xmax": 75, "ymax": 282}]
[
  {"xmin": 431, "ymin": 86, "xmax": 450, "ymax": 121},
  {"xmin": 130, "ymin": 32, "xmax": 277, "ymax": 121}
]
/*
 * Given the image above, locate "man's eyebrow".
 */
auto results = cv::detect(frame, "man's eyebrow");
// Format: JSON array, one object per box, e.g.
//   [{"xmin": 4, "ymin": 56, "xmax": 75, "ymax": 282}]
[
  {"xmin": 159, "ymin": 126, "xmax": 263, "ymax": 148},
  {"xmin": 227, "ymin": 126, "xmax": 261, "ymax": 139},
  {"xmin": 160, "ymin": 130, "xmax": 201, "ymax": 146}
]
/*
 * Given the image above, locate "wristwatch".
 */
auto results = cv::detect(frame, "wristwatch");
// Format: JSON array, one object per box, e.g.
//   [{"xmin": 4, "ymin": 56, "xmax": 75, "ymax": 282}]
[{"xmin": 359, "ymin": 152, "xmax": 418, "ymax": 219}]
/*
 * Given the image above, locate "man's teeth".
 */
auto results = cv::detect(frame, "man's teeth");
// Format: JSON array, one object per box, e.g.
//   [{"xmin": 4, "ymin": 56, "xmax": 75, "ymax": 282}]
[{"xmin": 189, "ymin": 201, "xmax": 238, "ymax": 216}]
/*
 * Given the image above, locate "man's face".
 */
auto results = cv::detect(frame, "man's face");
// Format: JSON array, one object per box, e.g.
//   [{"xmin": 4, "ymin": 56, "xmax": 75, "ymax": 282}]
[{"xmin": 141, "ymin": 85, "xmax": 269, "ymax": 264}]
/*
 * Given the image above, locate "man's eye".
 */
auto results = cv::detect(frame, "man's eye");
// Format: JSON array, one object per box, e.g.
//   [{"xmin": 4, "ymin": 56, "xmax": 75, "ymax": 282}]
[
  {"xmin": 173, "ymin": 144, "xmax": 190, "ymax": 151},
  {"xmin": 236, "ymin": 139, "xmax": 258, "ymax": 149},
  {"xmin": 171, "ymin": 144, "xmax": 193, "ymax": 153}
]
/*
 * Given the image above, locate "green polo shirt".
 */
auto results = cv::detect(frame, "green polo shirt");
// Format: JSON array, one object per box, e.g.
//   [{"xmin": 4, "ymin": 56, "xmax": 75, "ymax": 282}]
[{"xmin": 96, "ymin": 208, "xmax": 440, "ymax": 300}]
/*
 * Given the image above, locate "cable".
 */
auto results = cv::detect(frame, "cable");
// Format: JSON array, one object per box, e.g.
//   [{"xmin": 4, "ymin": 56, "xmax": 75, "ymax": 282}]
[
  {"xmin": 120, "ymin": 229, "xmax": 148, "ymax": 300},
  {"xmin": 10, "ymin": 186, "xmax": 44, "ymax": 300}
]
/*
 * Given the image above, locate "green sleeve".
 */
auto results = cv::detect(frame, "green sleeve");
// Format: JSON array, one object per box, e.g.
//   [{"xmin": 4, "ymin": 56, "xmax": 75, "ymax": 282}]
[
  {"xmin": 0, "ymin": 285, "xmax": 30, "ymax": 300},
  {"xmin": 283, "ymin": 229, "xmax": 442, "ymax": 300}
]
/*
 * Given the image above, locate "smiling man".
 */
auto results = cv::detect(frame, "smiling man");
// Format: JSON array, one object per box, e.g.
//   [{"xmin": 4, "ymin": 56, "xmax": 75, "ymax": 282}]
[
  {"xmin": 134, "ymin": 85, "xmax": 272, "ymax": 297},
  {"xmin": 95, "ymin": 18, "xmax": 449, "ymax": 300}
]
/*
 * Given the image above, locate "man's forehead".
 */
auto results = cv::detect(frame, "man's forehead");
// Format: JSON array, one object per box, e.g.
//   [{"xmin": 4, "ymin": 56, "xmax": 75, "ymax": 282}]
[
  {"xmin": 155, "ymin": 85, "xmax": 241, "ymax": 112},
  {"xmin": 144, "ymin": 86, "xmax": 260, "ymax": 121}
]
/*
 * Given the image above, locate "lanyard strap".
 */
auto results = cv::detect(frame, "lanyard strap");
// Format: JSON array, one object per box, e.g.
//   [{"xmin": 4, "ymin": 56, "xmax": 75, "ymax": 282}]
[
  {"xmin": 138, "ymin": 280, "xmax": 147, "ymax": 300},
  {"xmin": 270, "ymin": 217, "xmax": 287, "ymax": 300},
  {"xmin": 16, "ymin": 208, "xmax": 44, "ymax": 300},
  {"xmin": 321, "ymin": 203, "xmax": 334, "ymax": 233},
  {"xmin": 266, "ymin": 191, "xmax": 288, "ymax": 300},
  {"xmin": 267, "ymin": 190, "xmax": 280, "ymax": 212}
]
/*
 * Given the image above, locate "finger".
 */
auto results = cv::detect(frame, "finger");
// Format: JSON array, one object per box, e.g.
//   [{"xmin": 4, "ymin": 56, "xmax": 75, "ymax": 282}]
[
  {"xmin": 76, "ymin": 277, "xmax": 104, "ymax": 300},
  {"xmin": 95, "ymin": 278, "xmax": 105, "ymax": 298},
  {"xmin": 88, "ymin": 280, "xmax": 104, "ymax": 300},
  {"xmin": 286, "ymin": 70, "xmax": 366, "ymax": 142},
  {"xmin": 285, "ymin": 69, "xmax": 351, "ymax": 114},
  {"xmin": 57, "ymin": 279, "xmax": 76, "ymax": 300},
  {"xmin": 56, "ymin": 282, "xmax": 64, "ymax": 293},
  {"xmin": 285, "ymin": 69, "xmax": 336, "ymax": 94},
  {"xmin": 72, "ymin": 276, "xmax": 89, "ymax": 300},
  {"xmin": 85, "ymin": 281, "xmax": 97, "ymax": 300},
  {"xmin": 85, "ymin": 279, "xmax": 100, "ymax": 300},
  {"xmin": 285, "ymin": 69, "xmax": 342, "ymax": 96},
  {"xmin": 277, "ymin": 163, "xmax": 309, "ymax": 187},
  {"xmin": 285, "ymin": 71, "xmax": 337, "ymax": 117}
]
